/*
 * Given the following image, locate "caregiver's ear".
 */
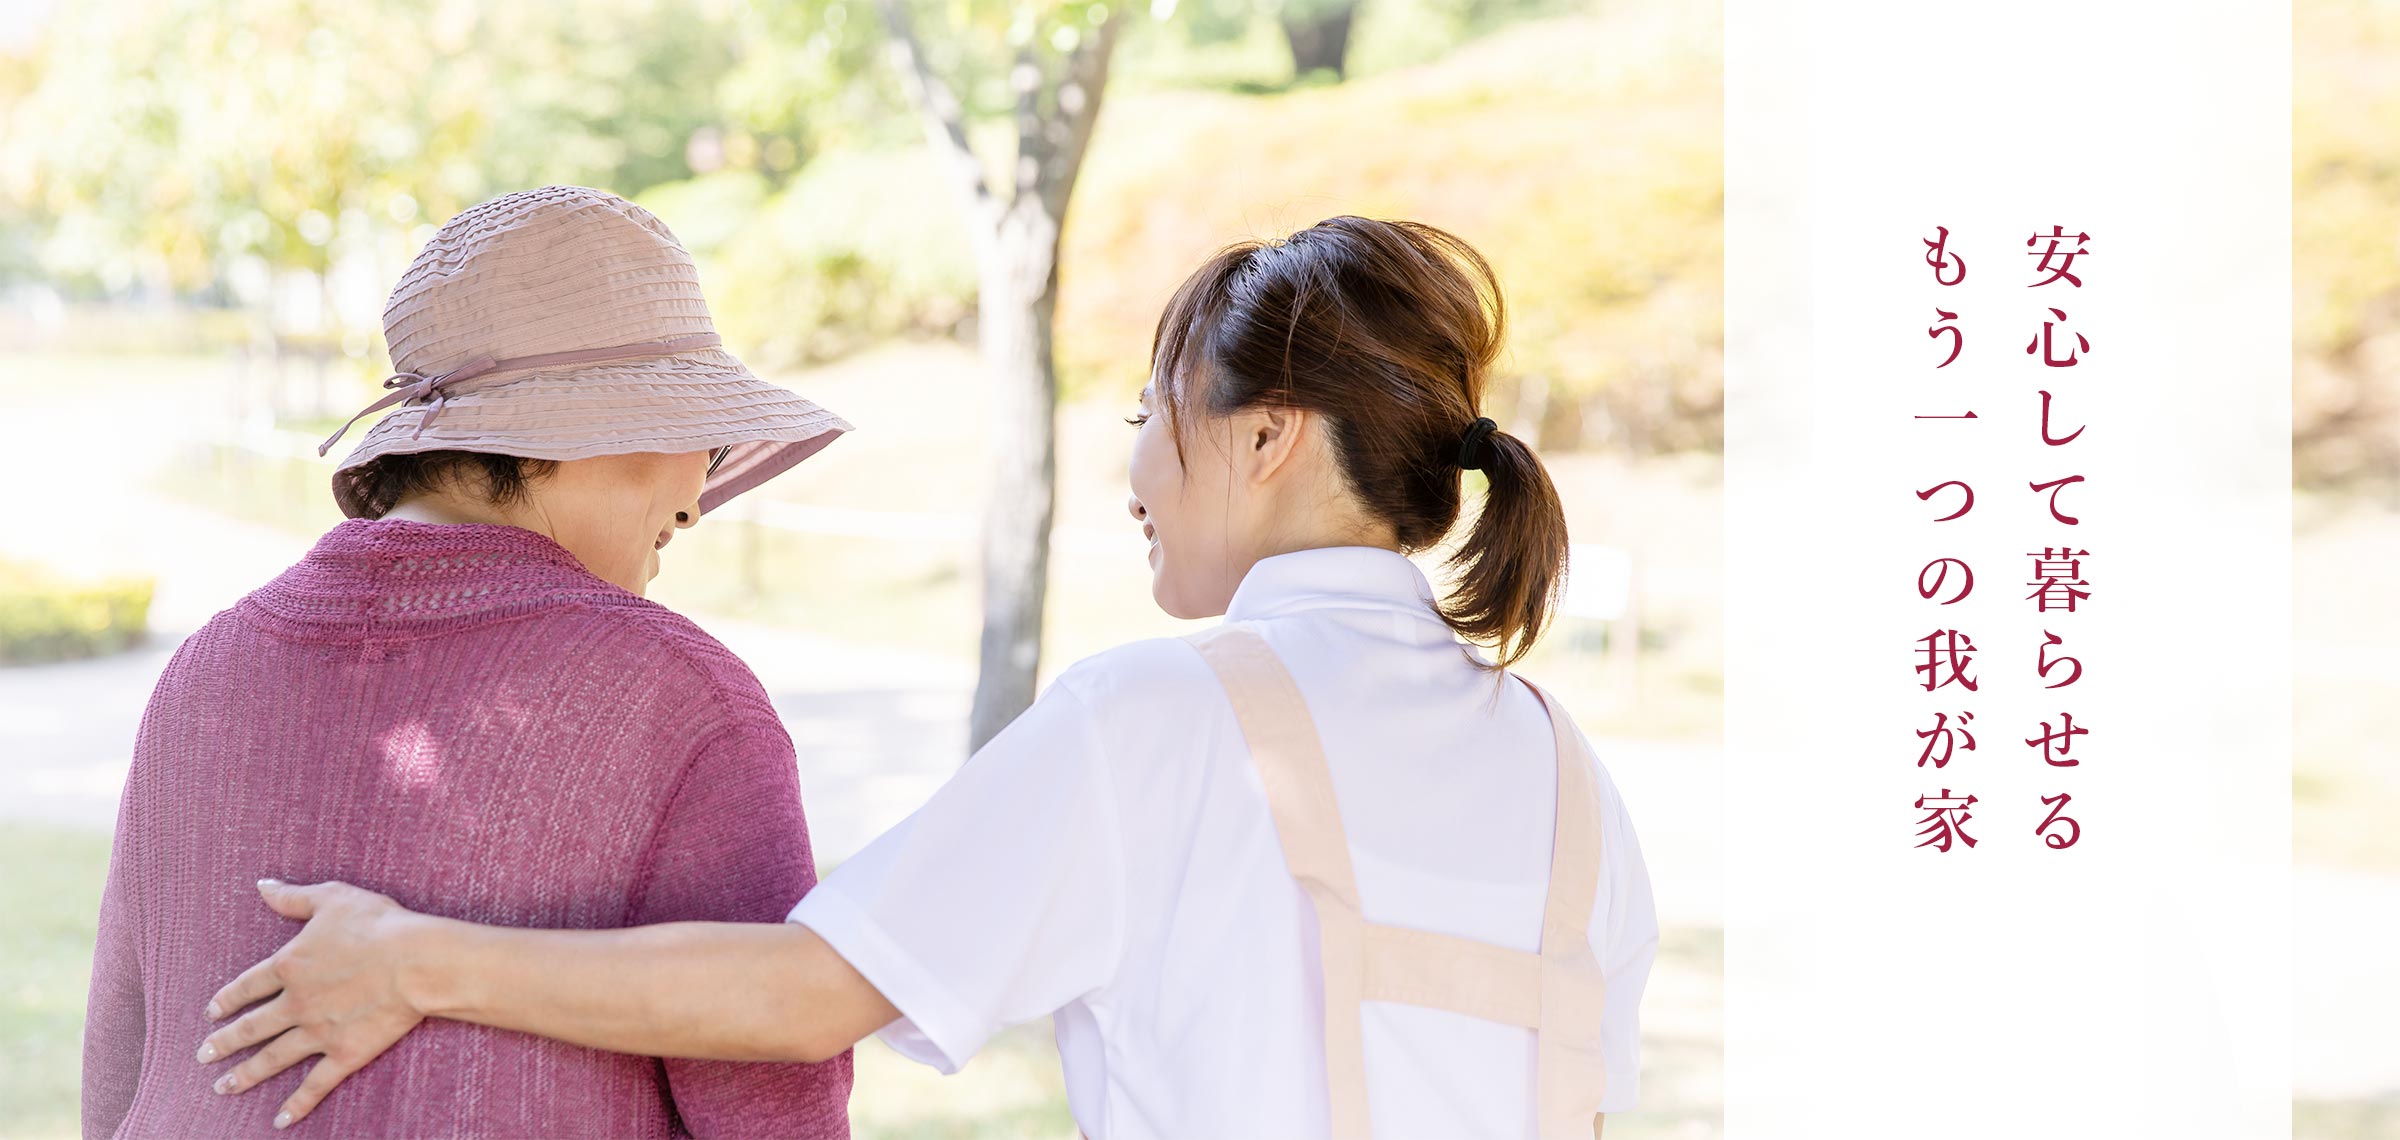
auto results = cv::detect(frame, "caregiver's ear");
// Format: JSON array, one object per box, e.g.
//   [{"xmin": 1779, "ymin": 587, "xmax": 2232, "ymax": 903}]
[{"xmin": 1234, "ymin": 404, "xmax": 1309, "ymax": 486}]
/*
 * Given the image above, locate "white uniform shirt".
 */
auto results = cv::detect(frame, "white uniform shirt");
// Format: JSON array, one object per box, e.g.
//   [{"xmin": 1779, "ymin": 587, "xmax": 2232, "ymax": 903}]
[{"xmin": 788, "ymin": 546, "xmax": 1660, "ymax": 1138}]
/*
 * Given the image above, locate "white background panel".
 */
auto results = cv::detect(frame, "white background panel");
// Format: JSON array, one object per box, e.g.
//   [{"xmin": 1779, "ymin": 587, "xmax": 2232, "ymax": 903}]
[{"xmin": 1724, "ymin": 2, "xmax": 2292, "ymax": 1137}]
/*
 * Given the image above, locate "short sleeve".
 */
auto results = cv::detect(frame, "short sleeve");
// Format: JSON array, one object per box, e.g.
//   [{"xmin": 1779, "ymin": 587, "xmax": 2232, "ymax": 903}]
[
  {"xmin": 786, "ymin": 682, "xmax": 1125, "ymax": 1074},
  {"xmin": 1591, "ymin": 766, "xmax": 1661, "ymax": 1114}
]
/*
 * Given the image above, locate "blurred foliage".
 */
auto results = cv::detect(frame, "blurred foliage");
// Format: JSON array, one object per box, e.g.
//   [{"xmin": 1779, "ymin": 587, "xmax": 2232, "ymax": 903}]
[
  {"xmin": 0, "ymin": 559, "xmax": 154, "ymax": 664},
  {"xmin": 0, "ymin": 0, "xmax": 873, "ymax": 295},
  {"xmin": 1133, "ymin": 0, "xmax": 1585, "ymax": 92},
  {"xmin": 0, "ymin": 0, "xmax": 1722, "ymax": 453},
  {"xmin": 650, "ymin": 164, "xmax": 978, "ymax": 369},
  {"xmin": 2297, "ymin": 0, "xmax": 2400, "ymax": 490},
  {"xmin": 680, "ymin": 0, "xmax": 1722, "ymax": 448},
  {"xmin": 1062, "ymin": 1, "xmax": 1723, "ymax": 453}
]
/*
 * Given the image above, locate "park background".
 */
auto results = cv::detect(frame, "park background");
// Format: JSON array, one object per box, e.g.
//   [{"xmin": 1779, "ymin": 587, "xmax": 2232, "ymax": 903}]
[{"xmin": 0, "ymin": 0, "xmax": 2391, "ymax": 1138}]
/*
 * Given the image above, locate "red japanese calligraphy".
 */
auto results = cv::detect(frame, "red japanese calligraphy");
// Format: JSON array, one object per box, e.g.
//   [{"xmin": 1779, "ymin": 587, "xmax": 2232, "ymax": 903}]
[
  {"xmin": 2026, "ymin": 226, "xmax": 2091, "ymax": 288},
  {"xmin": 1924, "ymin": 225, "xmax": 1967, "ymax": 285},
  {"xmin": 2025, "ymin": 307, "xmax": 2090, "ymax": 367},
  {"xmin": 2025, "ymin": 712, "xmax": 2088, "ymax": 767},
  {"xmin": 1916, "ymin": 711, "xmax": 1977, "ymax": 769},
  {"xmin": 2036, "ymin": 793, "xmax": 2080, "ymax": 849},
  {"xmin": 1915, "ymin": 629, "xmax": 1980, "ymax": 692},
  {"xmin": 2024, "ymin": 547, "xmax": 2092, "ymax": 613},
  {"xmin": 1915, "ymin": 789, "xmax": 1980, "ymax": 851}
]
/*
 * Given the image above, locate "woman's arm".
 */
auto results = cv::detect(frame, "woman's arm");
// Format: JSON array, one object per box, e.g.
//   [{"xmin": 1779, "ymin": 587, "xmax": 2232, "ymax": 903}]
[{"xmin": 195, "ymin": 880, "xmax": 896, "ymax": 1128}]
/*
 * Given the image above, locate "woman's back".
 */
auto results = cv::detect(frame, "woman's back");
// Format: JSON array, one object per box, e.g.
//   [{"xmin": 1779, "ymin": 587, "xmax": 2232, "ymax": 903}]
[
  {"xmin": 84, "ymin": 519, "xmax": 851, "ymax": 1139},
  {"xmin": 789, "ymin": 545, "xmax": 1656, "ymax": 1138}
]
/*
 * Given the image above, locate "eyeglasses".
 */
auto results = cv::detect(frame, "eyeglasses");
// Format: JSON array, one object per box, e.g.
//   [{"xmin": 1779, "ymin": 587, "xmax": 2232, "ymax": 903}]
[{"xmin": 707, "ymin": 445, "xmax": 734, "ymax": 477}]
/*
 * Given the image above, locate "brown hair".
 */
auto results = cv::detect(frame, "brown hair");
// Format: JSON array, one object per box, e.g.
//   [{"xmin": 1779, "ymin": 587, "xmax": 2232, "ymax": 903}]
[
  {"xmin": 337, "ymin": 451, "xmax": 559, "ymax": 520},
  {"xmin": 1149, "ymin": 216, "xmax": 1570, "ymax": 668}
]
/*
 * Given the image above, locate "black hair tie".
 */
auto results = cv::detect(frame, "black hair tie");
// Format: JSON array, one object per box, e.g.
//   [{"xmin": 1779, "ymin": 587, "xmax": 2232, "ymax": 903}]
[{"xmin": 1456, "ymin": 416, "xmax": 1500, "ymax": 471}]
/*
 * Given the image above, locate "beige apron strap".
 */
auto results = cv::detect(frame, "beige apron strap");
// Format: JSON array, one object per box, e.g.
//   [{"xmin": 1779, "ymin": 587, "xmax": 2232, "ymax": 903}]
[
  {"xmin": 1186, "ymin": 628, "xmax": 1614, "ymax": 1140},
  {"xmin": 1526, "ymin": 680, "xmax": 1613, "ymax": 1138},
  {"xmin": 1359, "ymin": 924, "xmax": 1542, "ymax": 1026},
  {"xmin": 1186, "ymin": 625, "xmax": 1375, "ymax": 1139}
]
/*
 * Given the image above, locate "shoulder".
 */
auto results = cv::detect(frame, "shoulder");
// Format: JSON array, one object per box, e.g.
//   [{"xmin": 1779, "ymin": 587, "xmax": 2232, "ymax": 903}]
[
  {"xmin": 578, "ymin": 596, "xmax": 749, "ymax": 674},
  {"xmin": 1506, "ymin": 669, "xmax": 1642, "ymax": 824},
  {"xmin": 163, "ymin": 605, "xmax": 250, "ymax": 667},
  {"xmin": 544, "ymin": 597, "xmax": 786, "ymax": 737},
  {"xmin": 1047, "ymin": 633, "xmax": 1223, "ymax": 720},
  {"xmin": 1505, "ymin": 673, "xmax": 1660, "ymax": 957},
  {"xmin": 977, "ymin": 634, "xmax": 1234, "ymax": 778},
  {"xmin": 147, "ymin": 605, "xmax": 274, "ymax": 707}
]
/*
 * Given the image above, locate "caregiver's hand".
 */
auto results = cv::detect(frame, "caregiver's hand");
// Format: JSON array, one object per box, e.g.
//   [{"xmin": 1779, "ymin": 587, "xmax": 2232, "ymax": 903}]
[{"xmin": 196, "ymin": 879, "xmax": 436, "ymax": 1128}]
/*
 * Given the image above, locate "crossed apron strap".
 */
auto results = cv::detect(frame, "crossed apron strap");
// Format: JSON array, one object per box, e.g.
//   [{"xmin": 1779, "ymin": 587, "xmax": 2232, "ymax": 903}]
[{"xmin": 1184, "ymin": 625, "xmax": 1611, "ymax": 1139}]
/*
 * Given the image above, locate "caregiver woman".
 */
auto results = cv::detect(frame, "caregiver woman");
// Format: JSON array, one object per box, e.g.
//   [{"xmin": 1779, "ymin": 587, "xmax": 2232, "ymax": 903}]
[{"xmin": 198, "ymin": 216, "xmax": 1661, "ymax": 1139}]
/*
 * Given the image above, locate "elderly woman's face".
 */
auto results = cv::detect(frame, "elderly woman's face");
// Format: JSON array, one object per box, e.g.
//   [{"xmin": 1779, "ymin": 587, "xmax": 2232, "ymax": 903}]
[{"xmin": 540, "ymin": 450, "xmax": 712, "ymax": 595}]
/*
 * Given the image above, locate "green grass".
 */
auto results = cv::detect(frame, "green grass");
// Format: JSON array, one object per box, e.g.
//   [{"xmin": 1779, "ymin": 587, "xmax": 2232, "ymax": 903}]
[
  {"xmin": 2299, "ymin": 1096, "xmax": 2400, "ymax": 1140},
  {"xmin": 0, "ymin": 824, "xmax": 112, "ymax": 1139}
]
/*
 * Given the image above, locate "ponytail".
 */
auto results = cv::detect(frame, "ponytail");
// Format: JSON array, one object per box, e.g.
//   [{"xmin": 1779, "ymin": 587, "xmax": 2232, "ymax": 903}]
[
  {"xmin": 1441, "ymin": 428, "xmax": 1570, "ymax": 669},
  {"xmin": 1150, "ymin": 215, "xmax": 1572, "ymax": 669}
]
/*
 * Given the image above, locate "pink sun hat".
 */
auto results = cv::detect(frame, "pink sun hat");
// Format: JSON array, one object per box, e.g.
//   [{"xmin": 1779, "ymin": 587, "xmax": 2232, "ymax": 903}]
[{"xmin": 318, "ymin": 185, "xmax": 852, "ymax": 519}]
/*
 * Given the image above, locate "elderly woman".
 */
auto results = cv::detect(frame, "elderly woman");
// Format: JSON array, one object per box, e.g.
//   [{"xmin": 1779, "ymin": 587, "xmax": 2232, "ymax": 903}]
[{"xmin": 80, "ymin": 186, "xmax": 856, "ymax": 1139}]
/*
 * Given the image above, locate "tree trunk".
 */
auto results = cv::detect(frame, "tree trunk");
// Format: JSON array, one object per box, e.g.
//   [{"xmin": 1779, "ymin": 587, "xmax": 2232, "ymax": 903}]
[
  {"xmin": 967, "ymin": 204, "xmax": 1064, "ymax": 751},
  {"xmin": 1280, "ymin": 2, "xmax": 1357, "ymax": 81},
  {"xmin": 873, "ymin": 0, "xmax": 1116, "ymax": 753}
]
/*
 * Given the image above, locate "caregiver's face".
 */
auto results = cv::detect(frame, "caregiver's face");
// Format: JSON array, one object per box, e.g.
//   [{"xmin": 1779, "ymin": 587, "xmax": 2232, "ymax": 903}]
[{"xmin": 1126, "ymin": 380, "xmax": 1248, "ymax": 620}]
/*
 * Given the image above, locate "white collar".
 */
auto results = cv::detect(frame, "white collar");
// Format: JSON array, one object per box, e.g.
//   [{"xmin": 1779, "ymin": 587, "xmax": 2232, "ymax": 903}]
[{"xmin": 1222, "ymin": 546, "xmax": 1448, "ymax": 627}]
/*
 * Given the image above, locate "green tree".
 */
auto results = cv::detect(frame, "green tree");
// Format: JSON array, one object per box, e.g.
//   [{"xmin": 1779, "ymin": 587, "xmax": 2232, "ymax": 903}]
[{"xmin": 2, "ymin": 0, "xmax": 808, "ymax": 309}]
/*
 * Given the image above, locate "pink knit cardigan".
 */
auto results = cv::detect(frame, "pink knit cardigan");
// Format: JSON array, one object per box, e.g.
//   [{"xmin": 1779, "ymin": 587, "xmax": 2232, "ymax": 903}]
[{"xmin": 82, "ymin": 518, "xmax": 852, "ymax": 1138}]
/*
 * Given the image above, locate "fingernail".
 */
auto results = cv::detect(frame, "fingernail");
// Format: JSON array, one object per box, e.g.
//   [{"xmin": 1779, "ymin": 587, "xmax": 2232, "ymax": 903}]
[
  {"xmin": 205, "ymin": 1001, "xmax": 222, "ymax": 1020},
  {"xmin": 258, "ymin": 878, "xmax": 282, "ymax": 889},
  {"xmin": 274, "ymin": 1111, "xmax": 293, "ymax": 1130},
  {"xmin": 196, "ymin": 1042, "xmax": 218, "ymax": 1063},
  {"xmin": 213, "ymin": 1074, "xmax": 234, "ymax": 1095}
]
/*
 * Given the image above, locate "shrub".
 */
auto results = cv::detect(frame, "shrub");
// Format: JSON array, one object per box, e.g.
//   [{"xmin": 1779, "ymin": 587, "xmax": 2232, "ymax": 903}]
[{"xmin": 0, "ymin": 560, "xmax": 155, "ymax": 665}]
